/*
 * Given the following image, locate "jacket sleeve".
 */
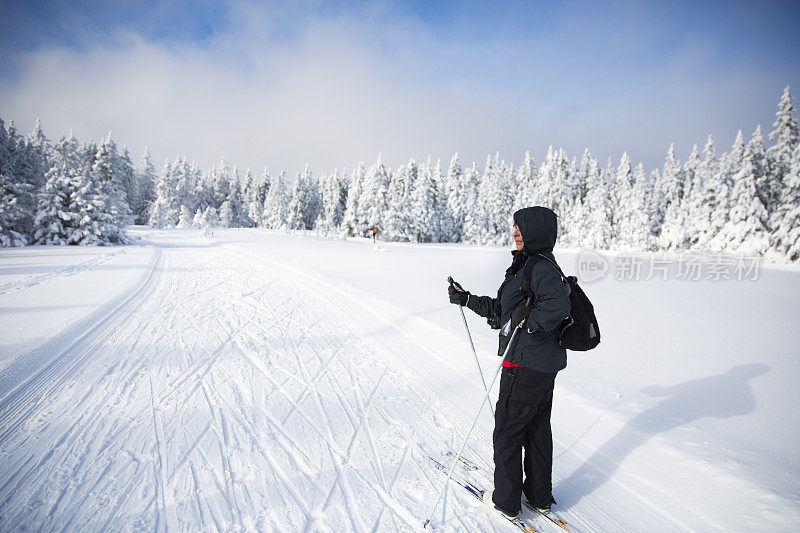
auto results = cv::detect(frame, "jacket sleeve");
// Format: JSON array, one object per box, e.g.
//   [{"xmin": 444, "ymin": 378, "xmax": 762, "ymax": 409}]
[
  {"xmin": 527, "ymin": 263, "xmax": 571, "ymax": 333},
  {"xmin": 466, "ymin": 294, "xmax": 499, "ymax": 319}
]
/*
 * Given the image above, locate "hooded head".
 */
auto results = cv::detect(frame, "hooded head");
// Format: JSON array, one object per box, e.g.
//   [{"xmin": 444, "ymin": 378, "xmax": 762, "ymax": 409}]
[{"xmin": 513, "ymin": 206, "xmax": 558, "ymax": 254}]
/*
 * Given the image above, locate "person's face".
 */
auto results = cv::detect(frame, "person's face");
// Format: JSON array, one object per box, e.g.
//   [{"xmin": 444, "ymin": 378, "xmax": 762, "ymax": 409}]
[{"xmin": 513, "ymin": 223, "xmax": 524, "ymax": 251}]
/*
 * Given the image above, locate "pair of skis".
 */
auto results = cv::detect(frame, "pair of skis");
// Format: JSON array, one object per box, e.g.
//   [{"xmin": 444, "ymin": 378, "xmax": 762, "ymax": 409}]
[
  {"xmin": 445, "ymin": 451, "xmax": 573, "ymax": 532},
  {"xmin": 424, "ymin": 452, "xmax": 538, "ymax": 532},
  {"xmin": 423, "ymin": 447, "xmax": 574, "ymax": 532}
]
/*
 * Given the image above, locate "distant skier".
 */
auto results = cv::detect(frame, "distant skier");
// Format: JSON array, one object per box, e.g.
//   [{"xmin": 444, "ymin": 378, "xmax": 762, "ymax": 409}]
[
  {"xmin": 369, "ymin": 225, "xmax": 378, "ymax": 243},
  {"xmin": 447, "ymin": 206, "xmax": 571, "ymax": 521}
]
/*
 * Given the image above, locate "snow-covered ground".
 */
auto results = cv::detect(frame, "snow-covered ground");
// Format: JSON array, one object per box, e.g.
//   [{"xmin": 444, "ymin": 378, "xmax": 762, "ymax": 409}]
[{"xmin": 0, "ymin": 228, "xmax": 797, "ymax": 532}]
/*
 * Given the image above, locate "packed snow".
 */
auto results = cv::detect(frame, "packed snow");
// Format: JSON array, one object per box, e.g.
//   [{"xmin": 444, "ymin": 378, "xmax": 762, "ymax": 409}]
[{"xmin": 0, "ymin": 229, "xmax": 798, "ymax": 532}]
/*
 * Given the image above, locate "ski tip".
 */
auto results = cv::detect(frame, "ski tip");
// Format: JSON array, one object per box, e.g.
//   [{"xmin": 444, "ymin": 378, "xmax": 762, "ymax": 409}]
[{"xmin": 447, "ymin": 275, "xmax": 453, "ymax": 284}]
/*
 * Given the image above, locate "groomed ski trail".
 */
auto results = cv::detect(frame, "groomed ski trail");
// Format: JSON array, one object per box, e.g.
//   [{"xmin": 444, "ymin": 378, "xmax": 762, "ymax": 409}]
[
  {"xmin": 0, "ymin": 244, "xmax": 508, "ymax": 532},
  {"xmin": 229, "ymin": 239, "xmax": 727, "ymax": 533}
]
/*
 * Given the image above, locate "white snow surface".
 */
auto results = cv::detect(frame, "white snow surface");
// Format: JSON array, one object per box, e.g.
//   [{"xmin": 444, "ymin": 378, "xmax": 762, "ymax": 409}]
[{"xmin": 0, "ymin": 228, "xmax": 797, "ymax": 532}]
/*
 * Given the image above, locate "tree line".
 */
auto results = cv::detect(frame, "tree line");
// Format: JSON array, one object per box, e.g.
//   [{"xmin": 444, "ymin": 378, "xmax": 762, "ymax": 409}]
[{"xmin": 1, "ymin": 86, "xmax": 798, "ymax": 262}]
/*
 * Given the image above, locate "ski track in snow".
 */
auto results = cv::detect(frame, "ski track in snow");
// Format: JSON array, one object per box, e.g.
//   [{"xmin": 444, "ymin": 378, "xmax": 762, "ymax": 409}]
[
  {"xmin": 0, "ymin": 248, "xmax": 129, "ymax": 296},
  {"xmin": 227, "ymin": 246, "xmax": 706, "ymax": 533},
  {"xmin": 1, "ymin": 238, "xmax": 769, "ymax": 532},
  {"xmin": 0, "ymin": 244, "xmax": 518, "ymax": 532}
]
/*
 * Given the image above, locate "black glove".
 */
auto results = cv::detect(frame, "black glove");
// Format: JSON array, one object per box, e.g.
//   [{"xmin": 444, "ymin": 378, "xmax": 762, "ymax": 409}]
[
  {"xmin": 448, "ymin": 277, "xmax": 470, "ymax": 306},
  {"xmin": 511, "ymin": 304, "xmax": 532, "ymax": 329}
]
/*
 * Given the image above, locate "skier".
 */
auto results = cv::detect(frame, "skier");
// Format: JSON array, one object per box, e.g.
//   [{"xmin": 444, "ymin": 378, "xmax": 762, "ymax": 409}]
[
  {"xmin": 369, "ymin": 225, "xmax": 378, "ymax": 242},
  {"xmin": 448, "ymin": 206, "xmax": 571, "ymax": 521}
]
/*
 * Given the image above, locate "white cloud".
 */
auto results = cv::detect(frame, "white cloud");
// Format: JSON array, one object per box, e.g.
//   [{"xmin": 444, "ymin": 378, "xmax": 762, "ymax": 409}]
[{"xmin": 0, "ymin": 1, "xmax": 795, "ymax": 177}]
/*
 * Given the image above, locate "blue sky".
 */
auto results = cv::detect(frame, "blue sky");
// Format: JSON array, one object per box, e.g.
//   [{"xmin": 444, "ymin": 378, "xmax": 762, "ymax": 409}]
[{"xmin": 1, "ymin": 0, "xmax": 799, "ymax": 175}]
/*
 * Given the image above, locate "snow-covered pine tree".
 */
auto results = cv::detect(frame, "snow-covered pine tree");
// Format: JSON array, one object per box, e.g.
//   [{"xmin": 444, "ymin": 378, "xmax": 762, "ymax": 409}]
[
  {"xmin": 617, "ymin": 162, "xmax": 652, "ymax": 250},
  {"xmin": 317, "ymin": 172, "xmax": 333, "ymax": 234},
  {"xmin": 285, "ymin": 164, "xmax": 317, "ymax": 230},
  {"xmin": 262, "ymin": 171, "xmax": 288, "ymax": 229},
  {"xmin": 665, "ymin": 144, "xmax": 701, "ymax": 251},
  {"xmin": 332, "ymin": 169, "xmax": 349, "ymax": 229},
  {"xmin": 384, "ymin": 160, "xmax": 416, "ymax": 241},
  {"xmin": 432, "ymin": 158, "xmax": 453, "ymax": 242},
  {"xmin": 133, "ymin": 147, "xmax": 157, "ymax": 225},
  {"xmin": 32, "ymin": 132, "xmax": 82, "ymax": 241},
  {"xmin": 559, "ymin": 154, "xmax": 582, "ymax": 247},
  {"xmin": 720, "ymin": 126, "xmax": 770, "ymax": 255},
  {"xmin": 149, "ymin": 158, "xmax": 180, "ymax": 228},
  {"xmin": 186, "ymin": 160, "xmax": 210, "ymax": 217},
  {"xmin": 646, "ymin": 167, "xmax": 663, "ymax": 243},
  {"xmin": 286, "ymin": 169, "xmax": 307, "ymax": 230},
  {"xmin": 359, "ymin": 155, "xmax": 389, "ymax": 236},
  {"xmin": 117, "ymin": 148, "xmax": 138, "ymax": 222},
  {"xmin": 536, "ymin": 147, "xmax": 557, "ymax": 215},
  {"xmin": 318, "ymin": 169, "xmax": 347, "ymax": 234},
  {"xmin": 581, "ymin": 151, "xmax": 613, "ymax": 250},
  {"xmin": 562, "ymin": 149, "xmax": 595, "ymax": 248},
  {"xmin": 225, "ymin": 176, "xmax": 246, "ymax": 227},
  {"xmin": 0, "ymin": 120, "xmax": 33, "ymax": 245},
  {"xmin": 682, "ymin": 144, "xmax": 701, "ymax": 209},
  {"xmin": 0, "ymin": 171, "xmax": 32, "ymax": 247},
  {"xmin": 610, "ymin": 152, "xmax": 633, "ymax": 247},
  {"xmin": 477, "ymin": 153, "xmax": 514, "ymax": 246},
  {"xmin": 691, "ymin": 136, "xmax": 725, "ymax": 251},
  {"xmin": 201, "ymin": 206, "xmax": 220, "ymax": 229},
  {"xmin": 383, "ymin": 163, "xmax": 405, "ymax": 241},
  {"xmin": 0, "ymin": 120, "xmax": 43, "ymax": 242},
  {"xmin": 575, "ymin": 149, "xmax": 592, "ymax": 205},
  {"xmin": 409, "ymin": 157, "xmax": 437, "ymax": 243},
  {"xmin": 767, "ymin": 86, "xmax": 798, "ymax": 216},
  {"xmin": 249, "ymin": 169, "xmax": 271, "ymax": 227},
  {"xmin": 513, "ymin": 150, "xmax": 538, "ymax": 213},
  {"xmin": 210, "ymin": 158, "xmax": 231, "ymax": 208},
  {"xmin": 304, "ymin": 168, "xmax": 322, "ymax": 230},
  {"xmin": 767, "ymin": 86, "xmax": 799, "ymax": 253},
  {"xmin": 219, "ymin": 201, "xmax": 234, "ymax": 228},
  {"xmin": 25, "ymin": 119, "xmax": 50, "ymax": 188},
  {"xmin": 341, "ymin": 162, "xmax": 366, "ymax": 237},
  {"xmin": 242, "ymin": 169, "xmax": 255, "ymax": 226},
  {"xmin": 657, "ymin": 144, "xmax": 686, "ymax": 250},
  {"xmin": 533, "ymin": 147, "xmax": 573, "ymax": 244},
  {"xmin": 551, "ymin": 148, "xmax": 574, "ymax": 214},
  {"xmin": 463, "ymin": 162, "xmax": 481, "ymax": 242},
  {"xmin": 85, "ymin": 138, "xmax": 128, "ymax": 244},
  {"xmin": 33, "ymin": 166, "xmax": 78, "ymax": 245},
  {"xmin": 772, "ymin": 143, "xmax": 800, "ymax": 261},
  {"xmin": 705, "ymin": 131, "xmax": 744, "ymax": 252},
  {"xmin": 91, "ymin": 134, "xmax": 133, "ymax": 236},
  {"xmin": 460, "ymin": 162, "xmax": 484, "ymax": 244},
  {"xmin": 177, "ymin": 205, "xmax": 194, "ymax": 228},
  {"xmin": 445, "ymin": 153, "xmax": 465, "ymax": 242}
]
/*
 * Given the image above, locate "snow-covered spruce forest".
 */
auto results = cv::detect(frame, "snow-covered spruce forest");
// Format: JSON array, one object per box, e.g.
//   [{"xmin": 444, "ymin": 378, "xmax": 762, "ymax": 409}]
[{"xmin": 2, "ymin": 87, "xmax": 799, "ymax": 262}]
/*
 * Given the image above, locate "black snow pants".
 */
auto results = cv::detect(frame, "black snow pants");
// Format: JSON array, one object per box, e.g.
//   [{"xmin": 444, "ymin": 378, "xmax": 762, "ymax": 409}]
[{"xmin": 492, "ymin": 365, "xmax": 557, "ymax": 514}]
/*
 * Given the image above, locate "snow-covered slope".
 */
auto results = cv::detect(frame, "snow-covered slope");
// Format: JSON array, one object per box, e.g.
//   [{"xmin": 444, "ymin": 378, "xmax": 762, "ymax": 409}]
[{"xmin": 0, "ymin": 229, "xmax": 797, "ymax": 532}]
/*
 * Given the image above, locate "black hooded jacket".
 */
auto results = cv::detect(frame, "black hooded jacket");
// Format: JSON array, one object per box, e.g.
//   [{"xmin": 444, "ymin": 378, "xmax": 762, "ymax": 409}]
[{"xmin": 466, "ymin": 206, "xmax": 571, "ymax": 372}]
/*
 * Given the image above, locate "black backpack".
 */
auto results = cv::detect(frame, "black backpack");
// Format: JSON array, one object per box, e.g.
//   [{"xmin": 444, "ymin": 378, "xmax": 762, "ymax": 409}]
[{"xmin": 523, "ymin": 254, "xmax": 601, "ymax": 351}]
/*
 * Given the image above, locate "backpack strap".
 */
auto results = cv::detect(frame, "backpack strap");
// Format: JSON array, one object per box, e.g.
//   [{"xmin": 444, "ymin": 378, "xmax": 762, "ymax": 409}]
[
  {"xmin": 521, "ymin": 255, "xmax": 541, "ymax": 300},
  {"xmin": 534, "ymin": 253, "xmax": 568, "ymax": 282},
  {"xmin": 523, "ymin": 253, "xmax": 570, "ymax": 299}
]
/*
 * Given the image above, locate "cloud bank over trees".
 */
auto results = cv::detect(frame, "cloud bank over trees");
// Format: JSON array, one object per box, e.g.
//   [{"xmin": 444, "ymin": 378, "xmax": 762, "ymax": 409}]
[
  {"xmin": 1, "ymin": 1, "xmax": 798, "ymax": 175},
  {"xmin": 2, "ymin": 87, "xmax": 798, "ymax": 263}
]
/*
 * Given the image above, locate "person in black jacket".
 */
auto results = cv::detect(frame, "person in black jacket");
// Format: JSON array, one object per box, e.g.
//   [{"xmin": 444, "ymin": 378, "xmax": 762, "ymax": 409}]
[{"xmin": 448, "ymin": 206, "xmax": 571, "ymax": 520}]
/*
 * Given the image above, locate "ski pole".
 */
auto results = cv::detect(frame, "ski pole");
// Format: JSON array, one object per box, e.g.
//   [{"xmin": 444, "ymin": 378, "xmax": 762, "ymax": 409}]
[
  {"xmin": 423, "ymin": 322, "xmax": 524, "ymax": 528},
  {"xmin": 448, "ymin": 276, "xmax": 494, "ymax": 418}
]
